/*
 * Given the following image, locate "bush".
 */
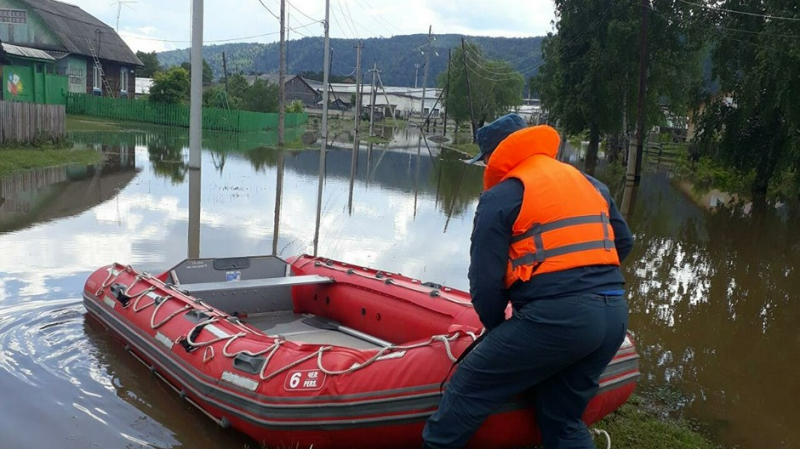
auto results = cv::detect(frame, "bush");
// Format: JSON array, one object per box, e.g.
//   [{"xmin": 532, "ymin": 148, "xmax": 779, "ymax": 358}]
[
  {"xmin": 149, "ymin": 68, "xmax": 189, "ymax": 104},
  {"xmin": 287, "ymin": 100, "xmax": 304, "ymax": 113}
]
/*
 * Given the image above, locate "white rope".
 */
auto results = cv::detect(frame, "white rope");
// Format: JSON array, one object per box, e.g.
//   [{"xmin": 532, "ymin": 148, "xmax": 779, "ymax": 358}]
[
  {"xmin": 263, "ymin": 347, "xmax": 331, "ymax": 381},
  {"xmin": 119, "ymin": 263, "xmax": 486, "ymax": 383},
  {"xmin": 590, "ymin": 428, "xmax": 611, "ymax": 449},
  {"xmin": 150, "ymin": 296, "xmax": 191, "ymax": 329}
]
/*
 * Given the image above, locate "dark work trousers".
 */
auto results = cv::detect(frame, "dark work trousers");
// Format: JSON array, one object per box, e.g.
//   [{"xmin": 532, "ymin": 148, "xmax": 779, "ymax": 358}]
[{"xmin": 421, "ymin": 293, "xmax": 628, "ymax": 449}]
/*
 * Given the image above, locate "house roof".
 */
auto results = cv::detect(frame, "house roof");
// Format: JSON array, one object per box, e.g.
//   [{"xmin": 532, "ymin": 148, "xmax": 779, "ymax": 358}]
[
  {"xmin": 17, "ymin": 0, "xmax": 142, "ymax": 66},
  {"xmin": 1, "ymin": 42, "xmax": 55, "ymax": 61}
]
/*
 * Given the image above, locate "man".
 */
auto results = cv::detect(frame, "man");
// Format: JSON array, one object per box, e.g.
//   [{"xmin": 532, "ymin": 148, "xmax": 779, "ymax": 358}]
[{"xmin": 422, "ymin": 114, "xmax": 634, "ymax": 449}]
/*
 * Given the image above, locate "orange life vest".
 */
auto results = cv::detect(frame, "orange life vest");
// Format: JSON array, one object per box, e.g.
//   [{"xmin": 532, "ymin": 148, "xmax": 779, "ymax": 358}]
[{"xmin": 483, "ymin": 125, "xmax": 620, "ymax": 288}]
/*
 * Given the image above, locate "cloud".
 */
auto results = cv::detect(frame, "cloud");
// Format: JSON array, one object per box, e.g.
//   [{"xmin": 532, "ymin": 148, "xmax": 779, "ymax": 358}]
[{"xmin": 62, "ymin": 0, "xmax": 554, "ymax": 53}]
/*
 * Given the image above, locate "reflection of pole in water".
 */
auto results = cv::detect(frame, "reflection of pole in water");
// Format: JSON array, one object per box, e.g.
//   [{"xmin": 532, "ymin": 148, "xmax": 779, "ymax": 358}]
[
  {"xmin": 443, "ymin": 163, "xmax": 468, "ymax": 233},
  {"xmin": 366, "ymin": 142, "xmax": 373, "ymax": 187},
  {"xmin": 272, "ymin": 151, "xmax": 285, "ymax": 255},
  {"xmin": 434, "ymin": 151, "xmax": 443, "ymax": 209},
  {"xmin": 188, "ymin": 168, "xmax": 201, "ymax": 259},
  {"xmin": 313, "ymin": 146, "xmax": 326, "ymax": 257},
  {"xmin": 414, "ymin": 136, "xmax": 421, "ymax": 218},
  {"xmin": 621, "ymin": 183, "xmax": 638, "ymax": 220},
  {"xmin": 348, "ymin": 138, "xmax": 359, "ymax": 216}
]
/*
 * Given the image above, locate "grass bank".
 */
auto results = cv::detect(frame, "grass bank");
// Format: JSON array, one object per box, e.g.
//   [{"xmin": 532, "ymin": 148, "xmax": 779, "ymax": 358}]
[
  {"xmin": 0, "ymin": 144, "xmax": 102, "ymax": 176},
  {"xmin": 66, "ymin": 114, "xmax": 126, "ymax": 132},
  {"xmin": 585, "ymin": 394, "xmax": 722, "ymax": 449}
]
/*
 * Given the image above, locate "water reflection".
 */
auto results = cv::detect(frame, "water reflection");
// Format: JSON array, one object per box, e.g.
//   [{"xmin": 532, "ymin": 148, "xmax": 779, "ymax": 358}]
[
  {"xmin": 0, "ymin": 148, "xmax": 139, "ymax": 234},
  {"xmin": 623, "ymin": 172, "xmax": 800, "ymax": 448}
]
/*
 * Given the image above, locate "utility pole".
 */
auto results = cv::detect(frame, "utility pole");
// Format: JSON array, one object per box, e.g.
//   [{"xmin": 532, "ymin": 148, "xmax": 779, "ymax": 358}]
[
  {"xmin": 622, "ymin": 0, "xmax": 650, "ymax": 214},
  {"xmin": 278, "ymin": 0, "xmax": 286, "ymax": 146},
  {"xmin": 222, "ymin": 51, "xmax": 229, "ymax": 93},
  {"xmin": 189, "ymin": 0, "xmax": 203, "ymax": 169},
  {"xmin": 353, "ymin": 42, "xmax": 363, "ymax": 139},
  {"xmin": 376, "ymin": 71, "xmax": 400, "ymax": 128},
  {"xmin": 314, "ymin": 0, "xmax": 330, "ymax": 257},
  {"xmin": 414, "ymin": 62, "xmax": 421, "ymax": 88},
  {"xmin": 369, "ymin": 61, "xmax": 377, "ymax": 136},
  {"xmin": 444, "ymin": 48, "xmax": 451, "ymax": 137},
  {"xmin": 633, "ymin": 0, "xmax": 650, "ymax": 185},
  {"xmin": 461, "ymin": 37, "xmax": 477, "ymax": 142},
  {"xmin": 420, "ymin": 25, "xmax": 433, "ymax": 118}
]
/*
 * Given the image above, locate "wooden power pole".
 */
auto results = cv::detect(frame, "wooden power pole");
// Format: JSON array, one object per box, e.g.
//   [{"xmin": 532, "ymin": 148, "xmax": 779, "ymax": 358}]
[
  {"xmin": 369, "ymin": 61, "xmax": 377, "ymax": 136},
  {"xmin": 420, "ymin": 25, "xmax": 432, "ymax": 118},
  {"xmin": 222, "ymin": 51, "xmax": 229, "ymax": 93},
  {"xmin": 278, "ymin": 0, "xmax": 286, "ymax": 146},
  {"xmin": 461, "ymin": 37, "xmax": 477, "ymax": 143},
  {"xmin": 444, "ymin": 48, "xmax": 451, "ymax": 137},
  {"xmin": 622, "ymin": 0, "xmax": 650, "ymax": 214}
]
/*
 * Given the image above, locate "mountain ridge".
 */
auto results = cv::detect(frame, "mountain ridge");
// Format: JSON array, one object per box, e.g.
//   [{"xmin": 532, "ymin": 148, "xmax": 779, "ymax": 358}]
[{"xmin": 157, "ymin": 34, "xmax": 545, "ymax": 88}]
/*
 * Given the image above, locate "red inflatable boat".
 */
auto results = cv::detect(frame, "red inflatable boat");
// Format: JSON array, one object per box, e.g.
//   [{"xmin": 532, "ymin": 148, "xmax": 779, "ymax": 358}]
[{"xmin": 83, "ymin": 254, "xmax": 639, "ymax": 449}]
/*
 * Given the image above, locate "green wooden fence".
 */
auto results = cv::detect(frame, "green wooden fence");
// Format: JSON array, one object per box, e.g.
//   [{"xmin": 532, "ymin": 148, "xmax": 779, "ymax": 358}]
[{"xmin": 66, "ymin": 93, "xmax": 307, "ymax": 133}]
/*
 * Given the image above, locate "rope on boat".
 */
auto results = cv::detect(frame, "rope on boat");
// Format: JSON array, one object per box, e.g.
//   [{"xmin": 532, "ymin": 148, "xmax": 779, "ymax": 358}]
[
  {"xmin": 150, "ymin": 296, "xmax": 192, "ymax": 329},
  {"xmin": 590, "ymin": 428, "xmax": 611, "ymax": 449},
  {"xmin": 101, "ymin": 263, "xmax": 486, "ymax": 384}
]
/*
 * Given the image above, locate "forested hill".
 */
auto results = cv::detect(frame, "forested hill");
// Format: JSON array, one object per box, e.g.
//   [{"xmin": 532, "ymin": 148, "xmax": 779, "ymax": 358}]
[{"xmin": 157, "ymin": 34, "xmax": 544, "ymax": 87}]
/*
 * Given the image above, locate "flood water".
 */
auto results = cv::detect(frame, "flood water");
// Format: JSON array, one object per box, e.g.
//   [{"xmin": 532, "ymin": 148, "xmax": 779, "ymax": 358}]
[{"xmin": 0, "ymin": 124, "xmax": 797, "ymax": 448}]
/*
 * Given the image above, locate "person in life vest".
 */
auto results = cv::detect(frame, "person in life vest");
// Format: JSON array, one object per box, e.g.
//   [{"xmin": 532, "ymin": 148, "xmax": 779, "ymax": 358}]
[{"xmin": 422, "ymin": 114, "xmax": 634, "ymax": 449}]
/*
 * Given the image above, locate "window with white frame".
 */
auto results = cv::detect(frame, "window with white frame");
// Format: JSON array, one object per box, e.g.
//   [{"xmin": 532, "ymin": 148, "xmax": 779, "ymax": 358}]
[
  {"xmin": 0, "ymin": 9, "xmax": 27, "ymax": 24},
  {"xmin": 120, "ymin": 68, "xmax": 128, "ymax": 93},
  {"xmin": 93, "ymin": 65, "xmax": 101, "ymax": 90}
]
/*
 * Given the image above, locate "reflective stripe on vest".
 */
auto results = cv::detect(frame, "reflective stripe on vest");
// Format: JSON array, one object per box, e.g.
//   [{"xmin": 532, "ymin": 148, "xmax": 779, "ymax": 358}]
[{"xmin": 510, "ymin": 212, "xmax": 615, "ymax": 269}]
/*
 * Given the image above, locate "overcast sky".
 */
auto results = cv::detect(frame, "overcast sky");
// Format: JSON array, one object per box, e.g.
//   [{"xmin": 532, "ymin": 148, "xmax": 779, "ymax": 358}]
[{"xmin": 66, "ymin": 0, "xmax": 556, "ymax": 53}]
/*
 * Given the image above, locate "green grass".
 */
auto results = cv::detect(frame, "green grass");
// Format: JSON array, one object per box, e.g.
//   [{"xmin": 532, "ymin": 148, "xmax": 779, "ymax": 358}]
[
  {"xmin": 363, "ymin": 135, "xmax": 391, "ymax": 144},
  {"xmin": 0, "ymin": 145, "xmax": 102, "ymax": 175},
  {"xmin": 449, "ymin": 142, "xmax": 480, "ymax": 156},
  {"xmin": 584, "ymin": 395, "xmax": 722, "ymax": 449},
  {"xmin": 66, "ymin": 114, "xmax": 127, "ymax": 132}
]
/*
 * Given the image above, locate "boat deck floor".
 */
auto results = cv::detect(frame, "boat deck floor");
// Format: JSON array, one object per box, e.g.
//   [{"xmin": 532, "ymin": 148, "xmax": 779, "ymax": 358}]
[{"xmin": 243, "ymin": 312, "xmax": 381, "ymax": 350}]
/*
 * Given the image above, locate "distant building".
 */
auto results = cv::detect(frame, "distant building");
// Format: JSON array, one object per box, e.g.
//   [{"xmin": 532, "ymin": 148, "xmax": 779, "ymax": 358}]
[
  {"xmin": 0, "ymin": 0, "xmax": 142, "ymax": 98},
  {"xmin": 303, "ymin": 78, "xmax": 444, "ymax": 118},
  {"xmin": 135, "ymin": 77, "xmax": 153, "ymax": 97},
  {"xmin": 243, "ymin": 73, "xmax": 319, "ymax": 107}
]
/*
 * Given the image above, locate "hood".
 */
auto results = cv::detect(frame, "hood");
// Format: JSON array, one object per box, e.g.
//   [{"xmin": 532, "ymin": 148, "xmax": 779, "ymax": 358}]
[{"xmin": 483, "ymin": 125, "xmax": 560, "ymax": 191}]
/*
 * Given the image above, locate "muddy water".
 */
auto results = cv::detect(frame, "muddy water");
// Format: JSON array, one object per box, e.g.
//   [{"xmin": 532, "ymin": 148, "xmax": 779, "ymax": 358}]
[{"xmin": 0, "ymin": 125, "xmax": 797, "ymax": 448}]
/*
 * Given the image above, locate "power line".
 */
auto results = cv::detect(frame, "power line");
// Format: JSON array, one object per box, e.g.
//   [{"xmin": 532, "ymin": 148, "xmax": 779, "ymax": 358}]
[
  {"xmin": 126, "ymin": 19, "xmax": 319, "ymax": 44},
  {"xmin": 677, "ymin": 0, "xmax": 800, "ymax": 22},
  {"xmin": 646, "ymin": 4, "xmax": 800, "ymax": 41},
  {"xmin": 340, "ymin": 0, "xmax": 360, "ymax": 38},
  {"xmin": 285, "ymin": 0, "xmax": 320, "ymax": 23},
  {"xmin": 334, "ymin": 0, "xmax": 358, "ymax": 38},
  {"xmin": 352, "ymin": 0, "xmax": 403, "ymax": 35},
  {"xmin": 647, "ymin": 3, "xmax": 800, "ymax": 56},
  {"xmin": 256, "ymin": 0, "xmax": 279, "ymax": 20},
  {"xmin": 330, "ymin": 2, "xmax": 382, "ymax": 36}
]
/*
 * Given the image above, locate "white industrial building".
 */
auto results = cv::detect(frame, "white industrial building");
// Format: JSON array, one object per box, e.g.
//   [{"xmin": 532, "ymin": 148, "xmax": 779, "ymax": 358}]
[{"xmin": 303, "ymin": 79, "xmax": 444, "ymax": 119}]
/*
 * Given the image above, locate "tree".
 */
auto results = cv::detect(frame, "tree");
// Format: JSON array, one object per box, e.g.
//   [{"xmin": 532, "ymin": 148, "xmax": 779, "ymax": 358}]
[
  {"xmin": 535, "ymin": 0, "xmax": 704, "ymax": 174},
  {"xmin": 242, "ymin": 79, "xmax": 279, "ymax": 113},
  {"xmin": 180, "ymin": 59, "xmax": 214, "ymax": 84},
  {"xmin": 149, "ymin": 67, "xmax": 190, "ymax": 104},
  {"xmin": 136, "ymin": 51, "xmax": 161, "ymax": 78},
  {"xmin": 437, "ymin": 42, "xmax": 525, "ymax": 138},
  {"xmin": 694, "ymin": 0, "xmax": 800, "ymax": 201}
]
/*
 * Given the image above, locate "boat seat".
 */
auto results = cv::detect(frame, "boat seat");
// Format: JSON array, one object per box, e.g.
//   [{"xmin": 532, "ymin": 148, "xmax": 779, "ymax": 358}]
[
  {"xmin": 176, "ymin": 275, "xmax": 332, "ymax": 294},
  {"xmin": 175, "ymin": 275, "xmax": 333, "ymax": 316}
]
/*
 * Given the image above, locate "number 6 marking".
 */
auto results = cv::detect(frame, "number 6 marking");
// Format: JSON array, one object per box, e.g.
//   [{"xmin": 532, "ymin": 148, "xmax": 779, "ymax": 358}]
[{"xmin": 289, "ymin": 372, "xmax": 302, "ymax": 389}]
